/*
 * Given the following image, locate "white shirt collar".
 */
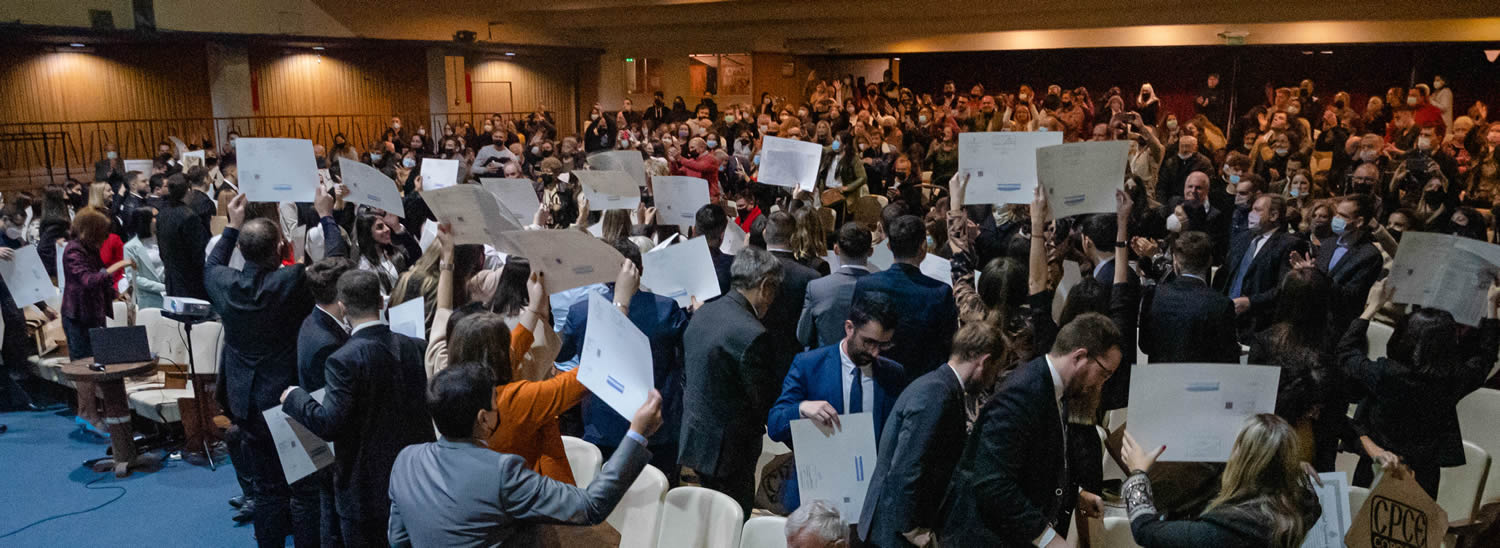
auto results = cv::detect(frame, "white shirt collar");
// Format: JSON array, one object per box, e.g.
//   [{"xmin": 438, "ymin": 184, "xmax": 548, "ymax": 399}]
[
  {"xmin": 946, "ymin": 363, "xmax": 964, "ymax": 392},
  {"xmin": 1043, "ymin": 354, "xmax": 1066, "ymax": 404},
  {"xmin": 841, "ymin": 263, "xmax": 869, "ymax": 272},
  {"xmin": 318, "ymin": 305, "xmax": 351, "ymax": 333},
  {"xmin": 350, "ymin": 319, "xmax": 386, "ymax": 335}
]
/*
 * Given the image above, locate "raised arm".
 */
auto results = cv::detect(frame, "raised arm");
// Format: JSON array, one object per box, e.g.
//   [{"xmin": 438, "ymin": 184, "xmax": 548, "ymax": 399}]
[{"xmin": 1029, "ymin": 185, "xmax": 1050, "ymax": 296}]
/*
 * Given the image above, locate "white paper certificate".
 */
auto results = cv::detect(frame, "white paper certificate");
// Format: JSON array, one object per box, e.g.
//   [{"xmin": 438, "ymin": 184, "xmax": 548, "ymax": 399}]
[
  {"xmin": 575, "ymin": 170, "xmax": 641, "ymax": 211},
  {"xmin": 652, "ymin": 176, "xmax": 710, "ymax": 228},
  {"xmin": 1036, "ymin": 141, "xmax": 1130, "ymax": 219},
  {"xmin": 1390, "ymin": 231, "xmax": 1500, "ymax": 326},
  {"xmin": 586, "ymin": 150, "xmax": 647, "ymax": 189},
  {"xmin": 721, "ymin": 221, "xmax": 747, "ymax": 255},
  {"xmin": 577, "ymin": 292, "xmax": 655, "ymax": 420},
  {"xmin": 641, "ymin": 236, "xmax": 722, "ymax": 307},
  {"xmin": 789, "ymin": 413, "xmax": 879, "ymax": 522},
  {"xmin": 421, "ymin": 185, "xmax": 523, "ymax": 253},
  {"xmin": 124, "ymin": 159, "xmax": 154, "ymax": 175},
  {"xmin": 503, "ymin": 229, "xmax": 625, "ymax": 293},
  {"xmin": 338, "ymin": 157, "xmax": 405, "ymax": 218},
  {"xmin": 0, "ymin": 245, "xmax": 58, "ymax": 307},
  {"xmin": 180, "ymin": 150, "xmax": 206, "ymax": 172},
  {"xmin": 264, "ymin": 388, "xmax": 335, "ymax": 485},
  {"xmin": 1301, "ymin": 473, "xmax": 1352, "ymax": 548},
  {"xmin": 919, "ymin": 254, "xmax": 952, "ymax": 287},
  {"xmin": 958, "ymin": 131, "xmax": 1063, "ymax": 205},
  {"xmin": 480, "ymin": 178, "xmax": 542, "ymax": 221},
  {"xmin": 388, "ymin": 295, "xmax": 425, "ymax": 341},
  {"xmin": 1127, "ymin": 363, "xmax": 1280, "ymax": 462},
  {"xmin": 420, "ymin": 158, "xmax": 460, "ymax": 190},
  {"xmin": 237, "ymin": 138, "xmax": 320, "ymax": 203},
  {"xmin": 758, "ymin": 136, "xmax": 824, "ymax": 190}
]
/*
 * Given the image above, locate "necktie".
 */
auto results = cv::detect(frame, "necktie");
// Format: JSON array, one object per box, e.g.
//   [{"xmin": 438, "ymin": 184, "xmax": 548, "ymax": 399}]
[
  {"xmin": 1228, "ymin": 236, "xmax": 1259, "ymax": 298},
  {"xmin": 849, "ymin": 367, "xmax": 864, "ymax": 414}
]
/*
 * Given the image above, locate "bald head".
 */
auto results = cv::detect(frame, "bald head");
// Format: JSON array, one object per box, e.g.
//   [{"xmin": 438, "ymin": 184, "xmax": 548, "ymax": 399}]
[
  {"xmin": 1178, "ymin": 135, "xmax": 1199, "ymax": 157},
  {"xmin": 238, "ymin": 218, "xmax": 282, "ymax": 268},
  {"xmin": 1183, "ymin": 171, "xmax": 1210, "ymax": 204}
]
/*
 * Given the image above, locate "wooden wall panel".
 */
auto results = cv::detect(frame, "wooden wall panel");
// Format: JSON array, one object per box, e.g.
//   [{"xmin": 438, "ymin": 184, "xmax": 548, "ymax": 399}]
[
  {"xmin": 0, "ymin": 43, "xmax": 213, "ymax": 123},
  {"xmin": 470, "ymin": 57, "xmax": 577, "ymax": 134},
  {"xmin": 249, "ymin": 46, "xmax": 428, "ymax": 117}
]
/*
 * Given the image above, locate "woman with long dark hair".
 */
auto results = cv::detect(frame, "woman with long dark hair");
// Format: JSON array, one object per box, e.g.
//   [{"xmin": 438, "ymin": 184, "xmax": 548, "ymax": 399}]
[
  {"xmin": 37, "ymin": 183, "xmax": 71, "ymax": 279},
  {"xmin": 1249, "ymin": 267, "xmax": 1342, "ymax": 471},
  {"xmin": 353, "ymin": 213, "xmax": 417, "ymax": 295}
]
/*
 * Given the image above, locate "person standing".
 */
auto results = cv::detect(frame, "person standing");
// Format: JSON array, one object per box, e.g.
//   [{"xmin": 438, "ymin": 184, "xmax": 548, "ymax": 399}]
[
  {"xmin": 852, "ymin": 215, "xmax": 958, "ymax": 381},
  {"xmin": 1212, "ymin": 194, "xmax": 1306, "ymax": 340},
  {"xmin": 292, "ymin": 256, "xmax": 354, "ymax": 547},
  {"xmin": 860, "ymin": 323, "xmax": 1004, "ymax": 547},
  {"xmin": 1140, "ymin": 231, "xmax": 1240, "ymax": 364},
  {"xmin": 679, "ymin": 247, "xmax": 783, "ymax": 518},
  {"xmin": 280, "ymin": 270, "xmax": 434, "ymax": 546},
  {"xmin": 797, "ymin": 223, "xmax": 873, "ymax": 350},
  {"xmin": 157, "ymin": 174, "xmax": 211, "ymax": 300},
  {"xmin": 208, "ymin": 190, "xmax": 344, "ymax": 547},
  {"xmin": 939, "ymin": 314, "xmax": 1121, "ymax": 546}
]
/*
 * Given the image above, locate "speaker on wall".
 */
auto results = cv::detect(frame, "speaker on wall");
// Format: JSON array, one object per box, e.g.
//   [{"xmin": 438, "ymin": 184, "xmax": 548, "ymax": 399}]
[{"xmin": 133, "ymin": 0, "xmax": 156, "ymax": 32}]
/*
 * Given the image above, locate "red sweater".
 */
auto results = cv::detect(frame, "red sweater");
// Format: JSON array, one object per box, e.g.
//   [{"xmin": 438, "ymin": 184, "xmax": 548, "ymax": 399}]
[{"xmin": 99, "ymin": 233, "xmax": 124, "ymax": 285}]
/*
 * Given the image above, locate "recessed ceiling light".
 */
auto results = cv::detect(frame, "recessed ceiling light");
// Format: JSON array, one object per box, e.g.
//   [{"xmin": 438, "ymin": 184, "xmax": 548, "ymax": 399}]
[
  {"xmin": 505, "ymin": 52, "xmax": 516, "ymax": 56},
  {"xmin": 893, "ymin": 57, "xmax": 901, "ymax": 61},
  {"xmin": 69, "ymin": 43, "xmax": 85, "ymax": 47},
  {"xmin": 312, "ymin": 46, "xmax": 325, "ymax": 50}
]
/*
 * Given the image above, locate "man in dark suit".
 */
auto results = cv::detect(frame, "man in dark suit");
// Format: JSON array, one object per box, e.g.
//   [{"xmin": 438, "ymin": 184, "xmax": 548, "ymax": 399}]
[
  {"xmin": 558, "ymin": 240, "xmax": 689, "ymax": 485},
  {"xmin": 1141, "ymin": 230, "xmax": 1240, "ymax": 364},
  {"xmin": 852, "ymin": 215, "xmax": 959, "ymax": 381},
  {"xmin": 1309, "ymin": 193, "xmax": 1384, "ymax": 337},
  {"xmin": 762, "ymin": 211, "xmax": 819, "ymax": 376},
  {"xmin": 680, "ymin": 247, "xmax": 783, "ymax": 518},
  {"xmin": 1213, "ymin": 194, "xmax": 1307, "ymax": 340},
  {"xmin": 1155, "ymin": 135, "xmax": 1214, "ymax": 204},
  {"xmin": 797, "ymin": 222, "xmax": 873, "ymax": 349},
  {"xmin": 292, "ymin": 256, "xmax": 353, "ymax": 548},
  {"xmin": 768, "ymin": 292, "xmax": 906, "ymax": 513},
  {"xmin": 206, "ymin": 191, "xmax": 345, "ymax": 548},
  {"xmin": 1079, "ymin": 213, "xmax": 1139, "ymax": 296},
  {"xmin": 1172, "ymin": 171, "xmax": 1233, "ymax": 266},
  {"xmin": 695, "ymin": 204, "xmax": 735, "ymax": 295},
  {"xmin": 860, "ymin": 322, "xmax": 1004, "ymax": 547},
  {"xmin": 387, "ymin": 363, "xmax": 661, "ymax": 546},
  {"xmin": 94, "ymin": 143, "xmax": 126, "ymax": 189},
  {"xmin": 185, "ymin": 166, "xmax": 218, "ymax": 229},
  {"xmin": 939, "ymin": 314, "xmax": 1121, "ymax": 547},
  {"xmin": 157, "ymin": 173, "xmax": 212, "ymax": 300},
  {"xmin": 281, "ymin": 270, "xmax": 434, "ymax": 547}
]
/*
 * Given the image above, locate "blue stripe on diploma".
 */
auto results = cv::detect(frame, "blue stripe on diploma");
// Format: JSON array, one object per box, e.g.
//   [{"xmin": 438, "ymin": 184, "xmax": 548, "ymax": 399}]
[
  {"xmin": 996, "ymin": 183, "xmax": 1022, "ymax": 191},
  {"xmin": 367, "ymin": 194, "xmax": 380, "ymax": 202},
  {"xmin": 1063, "ymin": 195, "xmax": 1086, "ymax": 205},
  {"xmin": 606, "ymin": 376, "xmax": 625, "ymax": 393},
  {"xmin": 1185, "ymin": 382, "xmax": 1221, "ymax": 392},
  {"xmin": 572, "ymin": 266, "xmax": 595, "ymax": 275},
  {"xmin": 273, "ymin": 185, "xmax": 293, "ymax": 191},
  {"xmin": 855, "ymin": 456, "xmax": 865, "ymax": 481}
]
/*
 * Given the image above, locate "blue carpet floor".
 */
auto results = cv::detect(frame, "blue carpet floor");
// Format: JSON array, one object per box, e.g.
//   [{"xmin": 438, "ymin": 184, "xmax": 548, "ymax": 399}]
[{"xmin": 0, "ymin": 408, "xmax": 257, "ymax": 547}]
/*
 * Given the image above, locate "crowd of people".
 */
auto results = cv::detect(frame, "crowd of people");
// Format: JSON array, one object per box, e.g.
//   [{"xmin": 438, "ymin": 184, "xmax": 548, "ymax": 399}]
[{"xmin": 0, "ymin": 67, "xmax": 1497, "ymax": 548}]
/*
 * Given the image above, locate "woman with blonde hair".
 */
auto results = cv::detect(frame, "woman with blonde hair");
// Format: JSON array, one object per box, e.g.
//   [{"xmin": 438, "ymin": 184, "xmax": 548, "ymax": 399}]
[
  {"xmin": 86, "ymin": 182, "xmax": 126, "ymax": 284},
  {"xmin": 789, "ymin": 206, "xmax": 830, "ymax": 276},
  {"xmin": 1122, "ymin": 414, "xmax": 1322, "ymax": 547}
]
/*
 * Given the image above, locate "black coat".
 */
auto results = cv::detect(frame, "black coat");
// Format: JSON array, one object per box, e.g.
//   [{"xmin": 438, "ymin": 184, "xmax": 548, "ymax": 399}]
[
  {"xmin": 296, "ymin": 307, "xmax": 349, "ymax": 392},
  {"xmin": 1314, "ymin": 233, "xmax": 1383, "ymax": 336},
  {"xmin": 1141, "ymin": 275, "xmax": 1240, "ymax": 364},
  {"xmin": 940, "ymin": 357, "xmax": 1073, "ymax": 547},
  {"xmin": 283, "ymin": 324, "xmax": 434, "ymax": 524},
  {"xmin": 1212, "ymin": 229, "xmax": 1307, "ymax": 335},
  {"xmin": 678, "ymin": 291, "xmax": 777, "ymax": 479},
  {"xmin": 765, "ymin": 250, "xmax": 819, "ymax": 375},
  {"xmin": 207, "ymin": 217, "xmax": 346, "ymax": 420},
  {"xmin": 852, "ymin": 263, "xmax": 960, "ymax": 381},
  {"xmin": 157, "ymin": 202, "xmax": 211, "ymax": 300},
  {"xmin": 859, "ymin": 365, "xmax": 967, "ymax": 547}
]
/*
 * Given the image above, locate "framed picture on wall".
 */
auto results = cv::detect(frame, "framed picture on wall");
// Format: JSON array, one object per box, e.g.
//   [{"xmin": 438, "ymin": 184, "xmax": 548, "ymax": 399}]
[{"xmin": 782, "ymin": 62, "xmax": 795, "ymax": 77}]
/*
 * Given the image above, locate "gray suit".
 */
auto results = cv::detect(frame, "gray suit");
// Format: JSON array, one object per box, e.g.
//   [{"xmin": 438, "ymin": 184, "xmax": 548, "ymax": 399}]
[
  {"xmin": 387, "ymin": 435, "xmax": 651, "ymax": 547},
  {"xmin": 796, "ymin": 264, "xmax": 871, "ymax": 349}
]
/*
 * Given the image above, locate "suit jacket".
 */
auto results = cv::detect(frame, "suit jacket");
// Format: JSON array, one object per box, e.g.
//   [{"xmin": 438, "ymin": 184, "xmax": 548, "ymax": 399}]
[
  {"xmin": 859, "ymin": 365, "xmax": 967, "ymax": 547},
  {"xmin": 208, "ymin": 216, "xmax": 345, "ymax": 420},
  {"xmin": 797, "ymin": 265, "xmax": 871, "ymax": 349},
  {"xmin": 558, "ymin": 287, "xmax": 688, "ymax": 449},
  {"xmin": 60, "ymin": 241, "xmax": 115, "ymax": 327},
  {"xmin": 157, "ymin": 202, "xmax": 211, "ymax": 300},
  {"xmin": 1212, "ymin": 229, "xmax": 1306, "ymax": 334},
  {"xmin": 766, "ymin": 249, "xmax": 819, "ymax": 375},
  {"xmin": 296, "ymin": 306, "xmax": 349, "ymax": 392},
  {"xmin": 940, "ymin": 357, "xmax": 1073, "ymax": 546},
  {"xmin": 1314, "ymin": 233, "xmax": 1383, "ymax": 335},
  {"xmin": 1140, "ymin": 275, "xmax": 1239, "ymax": 364},
  {"xmin": 852, "ymin": 263, "xmax": 959, "ymax": 381},
  {"xmin": 284, "ymin": 324, "xmax": 434, "ymax": 526},
  {"xmin": 387, "ymin": 435, "xmax": 650, "ymax": 548},
  {"xmin": 679, "ymin": 291, "xmax": 777, "ymax": 478},
  {"xmin": 1155, "ymin": 152, "xmax": 1213, "ymax": 203},
  {"xmin": 707, "ymin": 245, "xmax": 734, "ymax": 295},
  {"xmin": 766, "ymin": 344, "xmax": 906, "ymax": 512}
]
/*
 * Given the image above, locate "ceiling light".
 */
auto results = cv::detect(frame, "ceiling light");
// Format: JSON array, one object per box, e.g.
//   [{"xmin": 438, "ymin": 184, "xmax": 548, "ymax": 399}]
[
  {"xmin": 312, "ymin": 46, "xmax": 325, "ymax": 50},
  {"xmin": 1320, "ymin": 50, "xmax": 1333, "ymax": 55},
  {"xmin": 505, "ymin": 52, "xmax": 516, "ymax": 56},
  {"xmin": 1301, "ymin": 51, "xmax": 1314, "ymax": 55},
  {"xmin": 893, "ymin": 57, "xmax": 901, "ymax": 61},
  {"xmin": 69, "ymin": 43, "xmax": 85, "ymax": 47}
]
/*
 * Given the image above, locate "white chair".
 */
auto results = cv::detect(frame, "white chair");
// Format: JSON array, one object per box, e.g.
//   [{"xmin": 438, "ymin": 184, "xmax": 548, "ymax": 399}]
[
  {"xmin": 1436, "ymin": 441, "xmax": 1490, "ymax": 523},
  {"xmin": 738, "ymin": 516, "xmax": 787, "ymax": 548},
  {"xmin": 655, "ymin": 486, "xmax": 744, "ymax": 548},
  {"xmin": 606, "ymin": 464, "xmax": 669, "ymax": 548},
  {"xmin": 1457, "ymin": 387, "xmax": 1500, "ymax": 505},
  {"xmin": 136, "ymin": 308, "xmax": 189, "ymax": 366},
  {"xmin": 1349, "ymin": 485, "xmax": 1371, "ymax": 515},
  {"xmin": 1087, "ymin": 515, "xmax": 1141, "ymax": 548},
  {"xmin": 561, "ymin": 436, "xmax": 602, "ymax": 488},
  {"xmin": 187, "ymin": 321, "xmax": 224, "ymax": 375},
  {"xmin": 1365, "ymin": 320, "xmax": 1394, "ymax": 360},
  {"xmin": 105, "ymin": 301, "xmax": 131, "ymax": 327}
]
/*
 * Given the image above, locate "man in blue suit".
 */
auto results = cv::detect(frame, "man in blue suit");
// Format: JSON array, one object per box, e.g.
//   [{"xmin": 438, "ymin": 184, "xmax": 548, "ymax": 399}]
[
  {"xmin": 797, "ymin": 222, "xmax": 874, "ymax": 350},
  {"xmin": 293, "ymin": 256, "xmax": 353, "ymax": 548},
  {"xmin": 558, "ymin": 239, "xmax": 689, "ymax": 485},
  {"xmin": 695, "ymin": 204, "xmax": 735, "ymax": 295},
  {"xmin": 852, "ymin": 215, "xmax": 958, "ymax": 381},
  {"xmin": 767, "ymin": 291, "xmax": 906, "ymax": 513}
]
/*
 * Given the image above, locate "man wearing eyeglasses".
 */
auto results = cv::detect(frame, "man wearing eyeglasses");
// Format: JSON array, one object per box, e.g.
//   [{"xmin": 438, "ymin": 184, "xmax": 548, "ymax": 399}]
[
  {"xmin": 766, "ymin": 292, "xmax": 907, "ymax": 515},
  {"xmin": 939, "ymin": 313, "xmax": 1122, "ymax": 547}
]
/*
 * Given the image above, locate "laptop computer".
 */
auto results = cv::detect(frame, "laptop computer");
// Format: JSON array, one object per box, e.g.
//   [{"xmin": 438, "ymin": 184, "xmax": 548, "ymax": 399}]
[{"xmin": 89, "ymin": 326, "xmax": 153, "ymax": 365}]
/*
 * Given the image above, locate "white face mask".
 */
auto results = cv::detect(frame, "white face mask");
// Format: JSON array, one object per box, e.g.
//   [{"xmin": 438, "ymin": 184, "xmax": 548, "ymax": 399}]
[
  {"xmin": 1166, "ymin": 213, "xmax": 1183, "ymax": 233},
  {"xmin": 1247, "ymin": 211, "xmax": 1262, "ymax": 231},
  {"xmin": 106, "ymin": 151, "xmax": 118, "ymax": 160},
  {"xmin": 1178, "ymin": 152, "xmax": 1192, "ymax": 160},
  {"xmin": 1417, "ymin": 136, "xmax": 1432, "ymax": 151},
  {"xmin": 1407, "ymin": 97, "xmax": 1419, "ymax": 107},
  {"xmin": 5, "ymin": 227, "xmax": 22, "ymax": 239}
]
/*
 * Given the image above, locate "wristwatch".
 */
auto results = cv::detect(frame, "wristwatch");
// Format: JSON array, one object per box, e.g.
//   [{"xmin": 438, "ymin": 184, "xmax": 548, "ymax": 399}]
[{"xmin": 1115, "ymin": 241, "xmax": 1128, "ymax": 248}]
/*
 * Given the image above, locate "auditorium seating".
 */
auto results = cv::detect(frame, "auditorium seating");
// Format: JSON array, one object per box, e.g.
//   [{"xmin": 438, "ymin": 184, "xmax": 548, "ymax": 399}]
[
  {"xmin": 656, "ymin": 486, "xmax": 744, "ymax": 548},
  {"xmin": 1457, "ymin": 388, "xmax": 1500, "ymax": 506},
  {"xmin": 738, "ymin": 516, "xmax": 788, "ymax": 548},
  {"xmin": 606, "ymin": 464, "xmax": 669, "ymax": 548},
  {"xmin": 561, "ymin": 435, "xmax": 603, "ymax": 488},
  {"xmin": 1436, "ymin": 441, "xmax": 1491, "ymax": 523}
]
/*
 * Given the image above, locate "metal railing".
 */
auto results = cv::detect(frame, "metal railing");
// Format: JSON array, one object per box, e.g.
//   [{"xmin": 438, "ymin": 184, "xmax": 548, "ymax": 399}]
[{"xmin": 0, "ymin": 111, "xmax": 545, "ymax": 188}]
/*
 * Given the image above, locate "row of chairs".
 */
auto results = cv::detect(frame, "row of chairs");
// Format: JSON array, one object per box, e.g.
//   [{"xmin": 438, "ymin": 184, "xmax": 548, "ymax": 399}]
[{"xmin": 113, "ymin": 302, "xmax": 224, "ymax": 425}]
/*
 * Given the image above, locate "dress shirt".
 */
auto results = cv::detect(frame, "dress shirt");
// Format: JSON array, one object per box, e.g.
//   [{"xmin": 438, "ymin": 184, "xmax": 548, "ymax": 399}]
[
  {"xmin": 839, "ymin": 341, "xmax": 875, "ymax": 415},
  {"xmin": 351, "ymin": 319, "xmax": 387, "ymax": 336},
  {"xmin": 1329, "ymin": 234, "xmax": 1351, "ymax": 270}
]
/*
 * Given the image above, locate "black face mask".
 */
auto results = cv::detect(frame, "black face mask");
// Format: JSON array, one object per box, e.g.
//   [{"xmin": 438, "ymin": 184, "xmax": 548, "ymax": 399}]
[
  {"xmin": 1389, "ymin": 228, "xmax": 1404, "ymax": 242},
  {"xmin": 315, "ymin": 157, "xmax": 328, "ymax": 169},
  {"xmin": 737, "ymin": 207, "xmax": 751, "ymax": 217},
  {"xmin": 1425, "ymin": 191, "xmax": 1446, "ymax": 205}
]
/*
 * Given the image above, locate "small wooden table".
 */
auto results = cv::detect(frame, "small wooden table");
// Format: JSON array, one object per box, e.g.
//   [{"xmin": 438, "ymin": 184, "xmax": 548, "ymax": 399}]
[{"xmin": 61, "ymin": 357, "xmax": 160, "ymax": 477}]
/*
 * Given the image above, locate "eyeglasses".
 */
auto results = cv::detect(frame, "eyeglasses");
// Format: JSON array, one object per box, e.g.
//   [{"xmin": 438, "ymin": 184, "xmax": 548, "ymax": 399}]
[{"xmin": 1089, "ymin": 356, "xmax": 1118, "ymax": 378}]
